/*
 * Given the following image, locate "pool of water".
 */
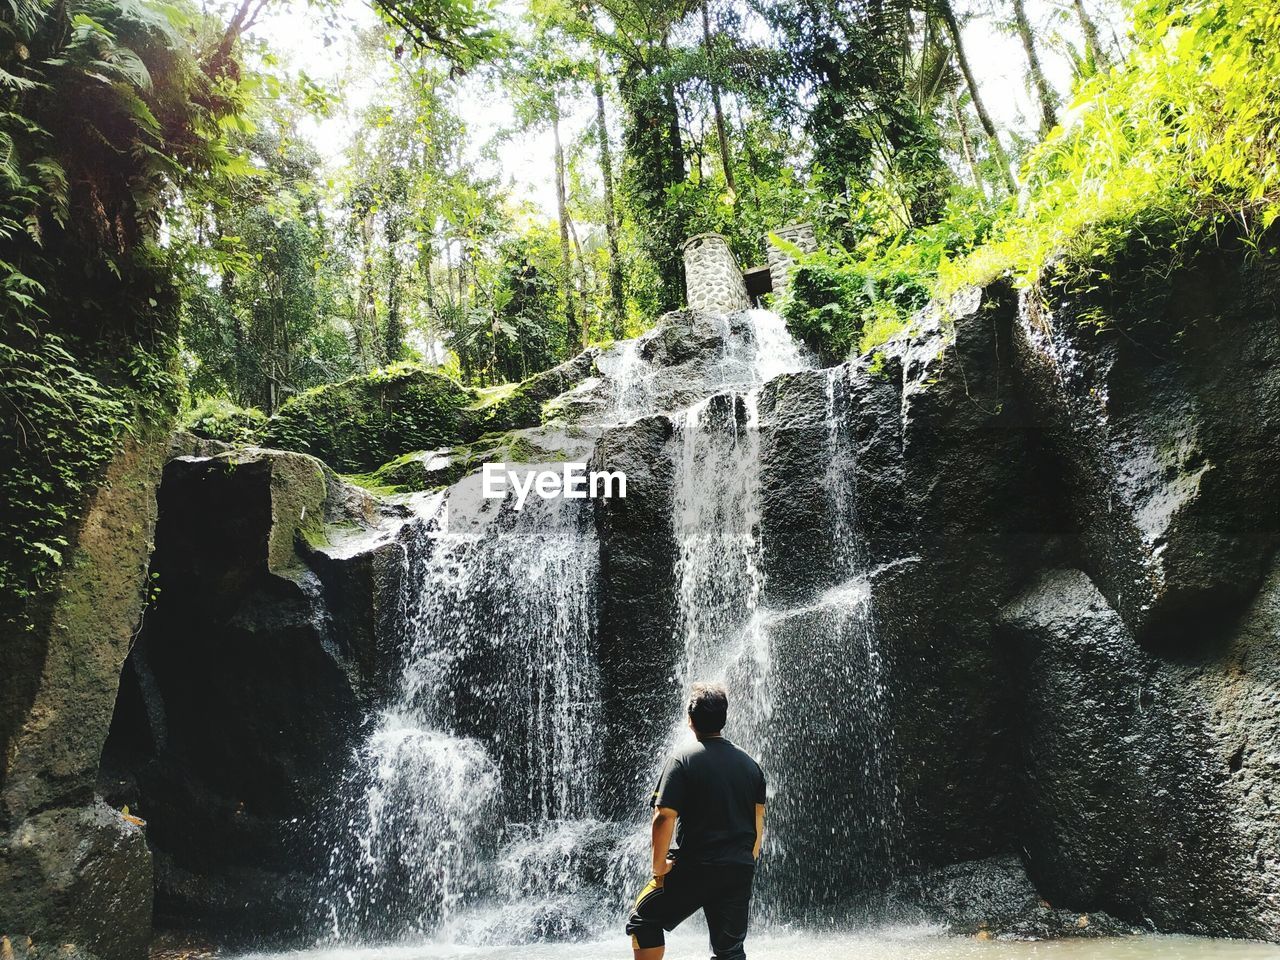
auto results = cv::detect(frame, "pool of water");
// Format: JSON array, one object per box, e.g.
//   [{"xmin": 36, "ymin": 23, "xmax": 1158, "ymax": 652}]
[{"xmin": 237, "ymin": 925, "xmax": 1280, "ymax": 960}]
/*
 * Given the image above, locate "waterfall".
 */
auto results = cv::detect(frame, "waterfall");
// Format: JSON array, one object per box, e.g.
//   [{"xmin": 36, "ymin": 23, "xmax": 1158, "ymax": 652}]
[{"xmin": 323, "ymin": 308, "xmax": 898, "ymax": 944}]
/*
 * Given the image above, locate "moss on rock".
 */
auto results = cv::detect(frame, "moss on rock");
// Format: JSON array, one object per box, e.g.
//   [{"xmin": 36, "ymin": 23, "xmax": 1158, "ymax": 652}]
[
  {"xmin": 260, "ymin": 363, "xmax": 476, "ymax": 474},
  {"xmin": 182, "ymin": 398, "xmax": 267, "ymax": 446},
  {"xmin": 353, "ymin": 431, "xmax": 565, "ymax": 494},
  {"xmin": 463, "ymin": 349, "xmax": 598, "ymax": 435}
]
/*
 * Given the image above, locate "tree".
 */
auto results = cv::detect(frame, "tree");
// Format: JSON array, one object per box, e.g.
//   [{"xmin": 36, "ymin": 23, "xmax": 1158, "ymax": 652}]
[
  {"xmin": 758, "ymin": 0, "xmax": 954, "ymax": 224},
  {"xmin": 933, "ymin": 0, "xmax": 1017, "ymax": 193},
  {"xmin": 594, "ymin": 62, "xmax": 628, "ymax": 336},
  {"xmin": 1009, "ymin": 0, "xmax": 1059, "ymax": 135}
]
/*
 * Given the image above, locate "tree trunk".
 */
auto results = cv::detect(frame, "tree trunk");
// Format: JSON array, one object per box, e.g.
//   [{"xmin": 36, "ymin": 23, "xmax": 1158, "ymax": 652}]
[
  {"xmin": 355, "ymin": 212, "xmax": 377, "ymax": 371},
  {"xmin": 949, "ymin": 92, "xmax": 983, "ymax": 189},
  {"xmin": 1011, "ymin": 0, "xmax": 1058, "ymax": 135},
  {"xmin": 735, "ymin": 102, "xmax": 763, "ymax": 216},
  {"xmin": 936, "ymin": 0, "xmax": 1017, "ymax": 193},
  {"xmin": 1073, "ymin": 0, "xmax": 1110, "ymax": 69},
  {"xmin": 595, "ymin": 63, "xmax": 627, "ymax": 338},
  {"xmin": 553, "ymin": 101, "xmax": 580, "ymax": 353},
  {"xmin": 700, "ymin": 0, "xmax": 736, "ymax": 198},
  {"xmin": 568, "ymin": 215, "xmax": 592, "ymax": 342},
  {"xmin": 660, "ymin": 34, "xmax": 685, "ymax": 185}
]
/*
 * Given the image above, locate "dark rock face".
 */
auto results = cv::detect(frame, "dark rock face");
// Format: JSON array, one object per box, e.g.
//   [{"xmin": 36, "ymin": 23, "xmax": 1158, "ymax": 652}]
[
  {"xmin": 0, "ymin": 425, "xmax": 170, "ymax": 960},
  {"xmin": 97, "ymin": 448, "xmax": 410, "ymax": 944},
  {"xmin": 1001, "ymin": 566, "xmax": 1280, "ymax": 939},
  {"xmin": 903, "ymin": 856, "xmax": 1139, "ymax": 940},
  {"xmin": 757, "ymin": 369, "xmax": 843, "ymax": 609},
  {"xmin": 0, "ymin": 801, "xmax": 152, "ymax": 960},
  {"xmin": 592, "ymin": 415, "xmax": 680, "ymax": 818},
  {"xmin": 1013, "ymin": 245, "xmax": 1280, "ymax": 645},
  {"xmin": 850, "ymin": 285, "xmax": 1059, "ymax": 870}
]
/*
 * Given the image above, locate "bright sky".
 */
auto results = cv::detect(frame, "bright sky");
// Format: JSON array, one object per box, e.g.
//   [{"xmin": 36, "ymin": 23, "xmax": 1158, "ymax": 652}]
[{"xmin": 245, "ymin": 0, "xmax": 1124, "ymax": 217}]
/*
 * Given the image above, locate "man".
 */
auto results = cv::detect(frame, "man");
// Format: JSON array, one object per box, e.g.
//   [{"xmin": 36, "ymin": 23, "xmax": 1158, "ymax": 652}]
[{"xmin": 625, "ymin": 683, "xmax": 767, "ymax": 960}]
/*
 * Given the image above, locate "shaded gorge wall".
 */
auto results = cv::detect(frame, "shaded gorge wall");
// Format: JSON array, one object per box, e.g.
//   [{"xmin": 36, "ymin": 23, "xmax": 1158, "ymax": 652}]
[{"xmin": 78, "ymin": 239, "xmax": 1280, "ymax": 951}]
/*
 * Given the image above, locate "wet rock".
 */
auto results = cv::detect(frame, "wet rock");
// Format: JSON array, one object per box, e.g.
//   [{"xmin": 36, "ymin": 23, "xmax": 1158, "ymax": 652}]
[
  {"xmin": 758, "ymin": 369, "xmax": 843, "ymax": 608},
  {"xmin": 754, "ymin": 596, "xmax": 893, "ymax": 911},
  {"xmin": 592, "ymin": 415, "xmax": 680, "ymax": 817},
  {"xmin": 566, "ymin": 310, "xmax": 786, "ymax": 421},
  {"xmin": 1012, "ymin": 242, "xmax": 1280, "ymax": 645},
  {"xmin": 1001, "ymin": 565, "xmax": 1280, "ymax": 939},
  {"xmin": 905, "ymin": 856, "xmax": 1139, "ymax": 940},
  {"xmin": 0, "ymin": 801, "xmax": 152, "ymax": 960},
  {"xmin": 855, "ymin": 284, "xmax": 1058, "ymax": 870},
  {"xmin": 97, "ymin": 448, "xmax": 409, "ymax": 943}
]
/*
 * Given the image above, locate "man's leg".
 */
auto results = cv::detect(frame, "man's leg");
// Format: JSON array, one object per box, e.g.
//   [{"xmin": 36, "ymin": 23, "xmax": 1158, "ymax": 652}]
[
  {"xmin": 701, "ymin": 866, "xmax": 754, "ymax": 960},
  {"xmin": 625, "ymin": 866, "xmax": 701, "ymax": 960}
]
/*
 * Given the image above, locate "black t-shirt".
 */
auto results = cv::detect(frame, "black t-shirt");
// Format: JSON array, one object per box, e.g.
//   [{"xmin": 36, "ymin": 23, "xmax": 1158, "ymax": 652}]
[{"xmin": 652, "ymin": 736, "xmax": 767, "ymax": 867}]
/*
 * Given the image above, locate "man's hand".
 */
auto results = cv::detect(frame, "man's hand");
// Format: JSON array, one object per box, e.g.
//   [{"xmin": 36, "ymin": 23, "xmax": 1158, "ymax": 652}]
[
  {"xmin": 651, "ymin": 806, "xmax": 678, "ymax": 877},
  {"xmin": 753, "ymin": 803, "xmax": 766, "ymax": 861}
]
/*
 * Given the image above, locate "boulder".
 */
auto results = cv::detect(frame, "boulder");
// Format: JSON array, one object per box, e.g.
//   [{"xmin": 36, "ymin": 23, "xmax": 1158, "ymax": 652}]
[
  {"xmin": 1, "ymin": 426, "xmax": 170, "ymax": 823},
  {"xmin": 1013, "ymin": 241, "xmax": 1280, "ymax": 645},
  {"xmin": 1000, "ymin": 565, "xmax": 1280, "ymax": 939},
  {"xmin": 260, "ymin": 365, "xmax": 475, "ymax": 474},
  {"xmin": 358, "ymin": 424, "xmax": 599, "ymax": 494},
  {"xmin": 0, "ymin": 425, "xmax": 169, "ymax": 960},
  {"xmin": 466, "ymin": 348, "xmax": 599, "ymax": 434},
  {"xmin": 0, "ymin": 801, "xmax": 152, "ymax": 960},
  {"xmin": 96, "ymin": 447, "xmax": 411, "ymax": 943}
]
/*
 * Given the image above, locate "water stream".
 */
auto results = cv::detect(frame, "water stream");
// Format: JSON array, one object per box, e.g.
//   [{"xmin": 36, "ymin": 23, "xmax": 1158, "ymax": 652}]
[{"xmin": 306, "ymin": 308, "xmax": 1267, "ymax": 958}]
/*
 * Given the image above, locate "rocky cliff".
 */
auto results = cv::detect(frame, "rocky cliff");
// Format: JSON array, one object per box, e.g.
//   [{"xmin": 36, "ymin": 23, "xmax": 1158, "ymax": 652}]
[{"xmin": 3, "ymin": 238, "xmax": 1278, "ymax": 954}]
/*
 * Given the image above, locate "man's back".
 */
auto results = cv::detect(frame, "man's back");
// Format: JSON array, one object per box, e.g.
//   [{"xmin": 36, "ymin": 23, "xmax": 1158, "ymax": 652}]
[
  {"xmin": 655, "ymin": 736, "xmax": 766, "ymax": 867},
  {"xmin": 627, "ymin": 684, "xmax": 765, "ymax": 960}
]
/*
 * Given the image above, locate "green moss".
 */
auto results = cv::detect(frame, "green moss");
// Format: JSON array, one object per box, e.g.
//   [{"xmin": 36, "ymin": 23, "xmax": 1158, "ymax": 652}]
[
  {"xmin": 352, "ymin": 430, "xmax": 569, "ymax": 494},
  {"xmin": 261, "ymin": 363, "xmax": 477, "ymax": 473},
  {"xmin": 943, "ymin": 0, "xmax": 1280, "ymax": 293},
  {"xmin": 466, "ymin": 382, "xmax": 521, "ymax": 410},
  {"xmin": 183, "ymin": 396, "xmax": 267, "ymax": 445}
]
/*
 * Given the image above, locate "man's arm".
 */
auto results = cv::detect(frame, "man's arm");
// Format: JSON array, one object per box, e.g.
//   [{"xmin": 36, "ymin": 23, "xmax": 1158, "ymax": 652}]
[
  {"xmin": 652, "ymin": 806, "xmax": 678, "ymax": 876},
  {"xmin": 753, "ymin": 803, "xmax": 766, "ymax": 861}
]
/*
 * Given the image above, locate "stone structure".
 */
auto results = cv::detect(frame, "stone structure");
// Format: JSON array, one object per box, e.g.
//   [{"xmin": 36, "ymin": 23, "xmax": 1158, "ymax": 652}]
[
  {"xmin": 682, "ymin": 233, "xmax": 750, "ymax": 314},
  {"xmin": 765, "ymin": 222, "xmax": 818, "ymax": 301}
]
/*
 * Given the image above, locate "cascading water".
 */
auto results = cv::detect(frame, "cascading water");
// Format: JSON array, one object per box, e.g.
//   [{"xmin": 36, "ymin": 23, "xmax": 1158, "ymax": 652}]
[{"xmin": 323, "ymin": 306, "xmax": 899, "ymax": 946}]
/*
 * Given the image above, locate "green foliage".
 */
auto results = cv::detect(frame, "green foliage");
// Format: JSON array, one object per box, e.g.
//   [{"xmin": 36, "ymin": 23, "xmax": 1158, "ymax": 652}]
[
  {"xmin": 260, "ymin": 362, "xmax": 475, "ymax": 473},
  {"xmin": 178, "ymin": 119, "xmax": 354, "ymax": 412},
  {"xmin": 782, "ymin": 188, "xmax": 997, "ymax": 363},
  {"xmin": 0, "ymin": 0, "xmax": 237, "ymax": 629},
  {"xmin": 182, "ymin": 395, "xmax": 267, "ymax": 444},
  {"xmin": 949, "ymin": 0, "xmax": 1280, "ymax": 291},
  {"xmin": 758, "ymin": 0, "xmax": 953, "ymax": 225},
  {"xmin": 0, "ymin": 323, "xmax": 131, "ymax": 599}
]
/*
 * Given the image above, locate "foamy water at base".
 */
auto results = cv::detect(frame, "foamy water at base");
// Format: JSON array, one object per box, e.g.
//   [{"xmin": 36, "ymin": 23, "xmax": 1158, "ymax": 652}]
[{"xmin": 238, "ymin": 926, "xmax": 1280, "ymax": 960}]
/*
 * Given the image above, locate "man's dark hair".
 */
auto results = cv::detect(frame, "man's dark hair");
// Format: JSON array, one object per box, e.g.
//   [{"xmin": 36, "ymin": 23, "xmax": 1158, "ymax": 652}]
[{"xmin": 687, "ymin": 683, "xmax": 728, "ymax": 735}]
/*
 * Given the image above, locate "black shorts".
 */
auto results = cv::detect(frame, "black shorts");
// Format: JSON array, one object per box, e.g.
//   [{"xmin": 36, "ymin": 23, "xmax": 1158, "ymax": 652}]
[{"xmin": 625, "ymin": 860, "xmax": 755, "ymax": 958}]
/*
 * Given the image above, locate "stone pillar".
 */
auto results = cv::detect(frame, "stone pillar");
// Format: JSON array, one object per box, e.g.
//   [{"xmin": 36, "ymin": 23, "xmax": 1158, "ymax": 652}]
[
  {"xmin": 765, "ymin": 223, "xmax": 818, "ymax": 302},
  {"xmin": 682, "ymin": 233, "xmax": 750, "ymax": 314}
]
